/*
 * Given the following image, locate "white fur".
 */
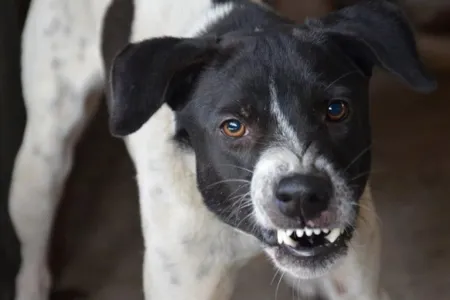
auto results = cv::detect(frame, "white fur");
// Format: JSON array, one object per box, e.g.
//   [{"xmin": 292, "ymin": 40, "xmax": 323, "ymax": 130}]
[
  {"xmin": 10, "ymin": 0, "xmax": 386, "ymax": 299},
  {"xmin": 10, "ymin": 1, "xmax": 111, "ymax": 299},
  {"xmin": 11, "ymin": 1, "xmax": 260, "ymax": 300},
  {"xmin": 269, "ymin": 81, "xmax": 303, "ymax": 152}
]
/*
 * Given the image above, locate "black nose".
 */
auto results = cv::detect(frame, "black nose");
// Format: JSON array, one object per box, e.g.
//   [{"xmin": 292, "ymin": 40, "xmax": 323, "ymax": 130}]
[{"xmin": 275, "ymin": 174, "xmax": 332, "ymax": 220}]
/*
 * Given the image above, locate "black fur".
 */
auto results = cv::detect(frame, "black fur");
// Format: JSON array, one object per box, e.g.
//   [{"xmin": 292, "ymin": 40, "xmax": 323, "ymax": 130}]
[
  {"xmin": 101, "ymin": 0, "xmax": 134, "ymax": 72},
  {"xmin": 101, "ymin": 0, "xmax": 134, "ymax": 99},
  {"xmin": 107, "ymin": 0, "xmax": 435, "ymax": 257}
]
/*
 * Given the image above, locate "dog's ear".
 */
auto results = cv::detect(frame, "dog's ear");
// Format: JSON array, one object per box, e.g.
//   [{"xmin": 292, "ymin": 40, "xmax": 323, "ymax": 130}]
[
  {"xmin": 108, "ymin": 37, "xmax": 219, "ymax": 137},
  {"xmin": 304, "ymin": 0, "xmax": 436, "ymax": 93}
]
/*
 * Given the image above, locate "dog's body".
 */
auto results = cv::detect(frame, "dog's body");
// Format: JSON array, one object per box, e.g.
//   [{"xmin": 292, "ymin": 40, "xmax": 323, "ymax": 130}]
[{"xmin": 8, "ymin": 0, "xmax": 435, "ymax": 299}]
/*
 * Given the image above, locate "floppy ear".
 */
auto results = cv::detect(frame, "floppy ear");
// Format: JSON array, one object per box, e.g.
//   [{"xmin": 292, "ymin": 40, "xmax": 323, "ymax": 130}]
[
  {"xmin": 304, "ymin": 0, "xmax": 436, "ymax": 93},
  {"xmin": 107, "ymin": 37, "xmax": 219, "ymax": 137}
]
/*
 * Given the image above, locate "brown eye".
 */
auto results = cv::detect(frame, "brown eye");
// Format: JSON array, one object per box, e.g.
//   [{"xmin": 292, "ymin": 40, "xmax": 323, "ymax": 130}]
[
  {"xmin": 221, "ymin": 119, "xmax": 247, "ymax": 138},
  {"xmin": 326, "ymin": 100, "xmax": 349, "ymax": 122}
]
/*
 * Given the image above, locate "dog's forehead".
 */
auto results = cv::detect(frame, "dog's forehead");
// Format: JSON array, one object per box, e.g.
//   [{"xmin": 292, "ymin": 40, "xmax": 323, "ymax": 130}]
[
  {"xmin": 190, "ymin": 30, "xmax": 362, "ymax": 125},
  {"xmin": 222, "ymin": 31, "xmax": 354, "ymax": 85}
]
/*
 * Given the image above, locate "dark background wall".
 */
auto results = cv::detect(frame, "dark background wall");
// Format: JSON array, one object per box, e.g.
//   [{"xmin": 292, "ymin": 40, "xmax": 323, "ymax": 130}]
[{"xmin": 0, "ymin": 0, "xmax": 30, "ymax": 299}]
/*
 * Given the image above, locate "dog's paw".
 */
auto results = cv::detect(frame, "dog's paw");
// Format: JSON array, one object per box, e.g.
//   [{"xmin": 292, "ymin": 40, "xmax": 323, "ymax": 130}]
[{"xmin": 14, "ymin": 261, "xmax": 51, "ymax": 300}]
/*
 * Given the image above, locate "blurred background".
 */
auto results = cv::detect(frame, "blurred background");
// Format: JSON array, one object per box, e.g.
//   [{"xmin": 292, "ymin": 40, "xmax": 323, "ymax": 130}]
[{"xmin": 1, "ymin": 0, "xmax": 449, "ymax": 299}]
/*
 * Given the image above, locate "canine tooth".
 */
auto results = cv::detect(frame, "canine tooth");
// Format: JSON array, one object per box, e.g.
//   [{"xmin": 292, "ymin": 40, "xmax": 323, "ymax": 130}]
[
  {"xmin": 286, "ymin": 229, "xmax": 294, "ymax": 236},
  {"xmin": 283, "ymin": 234, "xmax": 298, "ymax": 247},
  {"xmin": 313, "ymin": 228, "xmax": 321, "ymax": 235},
  {"xmin": 304, "ymin": 228, "xmax": 313, "ymax": 236},
  {"xmin": 325, "ymin": 228, "xmax": 341, "ymax": 243},
  {"xmin": 322, "ymin": 229, "xmax": 330, "ymax": 234},
  {"xmin": 296, "ymin": 229, "xmax": 304, "ymax": 237},
  {"xmin": 277, "ymin": 230, "xmax": 284, "ymax": 244}
]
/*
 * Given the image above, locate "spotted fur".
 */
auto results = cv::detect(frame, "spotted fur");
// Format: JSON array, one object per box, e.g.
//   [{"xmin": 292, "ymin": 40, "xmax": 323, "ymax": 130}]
[{"xmin": 9, "ymin": 0, "xmax": 435, "ymax": 299}]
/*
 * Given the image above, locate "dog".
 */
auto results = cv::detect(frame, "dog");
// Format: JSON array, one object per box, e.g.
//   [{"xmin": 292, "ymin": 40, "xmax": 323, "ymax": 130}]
[{"xmin": 8, "ymin": 0, "xmax": 436, "ymax": 299}]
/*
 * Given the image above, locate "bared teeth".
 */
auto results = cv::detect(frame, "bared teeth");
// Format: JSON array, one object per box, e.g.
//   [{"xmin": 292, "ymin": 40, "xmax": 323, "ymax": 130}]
[
  {"xmin": 276, "ymin": 227, "xmax": 342, "ymax": 246},
  {"xmin": 304, "ymin": 228, "xmax": 313, "ymax": 236},
  {"xmin": 324, "ymin": 228, "xmax": 341, "ymax": 243},
  {"xmin": 277, "ymin": 231, "xmax": 284, "ymax": 244},
  {"xmin": 276, "ymin": 230, "xmax": 298, "ymax": 247},
  {"xmin": 283, "ymin": 234, "xmax": 298, "ymax": 247}
]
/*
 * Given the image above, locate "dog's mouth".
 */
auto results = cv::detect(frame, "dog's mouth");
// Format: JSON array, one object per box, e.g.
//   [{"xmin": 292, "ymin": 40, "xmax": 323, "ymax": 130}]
[
  {"xmin": 261, "ymin": 225, "xmax": 352, "ymax": 260},
  {"xmin": 275, "ymin": 227, "xmax": 349, "ymax": 257}
]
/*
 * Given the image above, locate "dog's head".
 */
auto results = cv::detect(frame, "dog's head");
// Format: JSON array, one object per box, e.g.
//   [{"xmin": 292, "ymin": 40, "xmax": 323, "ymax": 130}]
[{"xmin": 107, "ymin": 1, "xmax": 435, "ymax": 279}]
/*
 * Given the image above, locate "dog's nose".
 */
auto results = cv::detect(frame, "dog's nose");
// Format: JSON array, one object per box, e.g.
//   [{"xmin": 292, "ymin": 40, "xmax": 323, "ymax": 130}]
[{"xmin": 275, "ymin": 174, "xmax": 332, "ymax": 221}]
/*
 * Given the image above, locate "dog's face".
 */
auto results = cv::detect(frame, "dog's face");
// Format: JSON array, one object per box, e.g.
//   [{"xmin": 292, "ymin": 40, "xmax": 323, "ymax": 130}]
[
  {"xmin": 108, "ymin": 1, "xmax": 435, "ymax": 278},
  {"xmin": 177, "ymin": 34, "xmax": 373, "ymax": 278}
]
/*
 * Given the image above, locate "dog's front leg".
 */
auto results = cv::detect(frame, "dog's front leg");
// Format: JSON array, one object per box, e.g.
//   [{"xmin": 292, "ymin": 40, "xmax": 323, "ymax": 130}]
[{"xmin": 10, "ymin": 1, "xmax": 106, "ymax": 299}]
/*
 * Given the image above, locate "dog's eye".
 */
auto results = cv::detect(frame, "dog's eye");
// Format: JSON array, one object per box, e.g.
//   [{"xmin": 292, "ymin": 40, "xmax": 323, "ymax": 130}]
[
  {"xmin": 326, "ymin": 100, "xmax": 349, "ymax": 122},
  {"xmin": 221, "ymin": 119, "xmax": 247, "ymax": 138}
]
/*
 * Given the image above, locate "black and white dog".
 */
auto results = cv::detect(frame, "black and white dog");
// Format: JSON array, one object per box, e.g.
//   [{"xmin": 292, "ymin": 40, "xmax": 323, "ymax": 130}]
[{"xmin": 9, "ymin": 0, "xmax": 435, "ymax": 299}]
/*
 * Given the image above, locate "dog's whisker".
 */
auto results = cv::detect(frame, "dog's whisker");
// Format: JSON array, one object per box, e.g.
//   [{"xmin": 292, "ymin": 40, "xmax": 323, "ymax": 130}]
[
  {"xmin": 204, "ymin": 179, "xmax": 251, "ymax": 189},
  {"xmin": 343, "ymin": 144, "xmax": 373, "ymax": 173},
  {"xmin": 349, "ymin": 168, "xmax": 387, "ymax": 182},
  {"xmin": 352, "ymin": 201, "xmax": 383, "ymax": 226},
  {"xmin": 275, "ymin": 270, "xmax": 286, "ymax": 300},
  {"xmin": 234, "ymin": 212, "xmax": 255, "ymax": 231},
  {"xmin": 217, "ymin": 164, "xmax": 254, "ymax": 174},
  {"xmin": 228, "ymin": 191, "xmax": 251, "ymax": 201},
  {"xmin": 227, "ymin": 190, "xmax": 251, "ymax": 210},
  {"xmin": 223, "ymin": 192, "xmax": 252, "ymax": 225},
  {"xmin": 348, "ymin": 171, "xmax": 372, "ymax": 182},
  {"xmin": 227, "ymin": 184, "xmax": 251, "ymax": 201},
  {"xmin": 246, "ymin": 210, "xmax": 260, "ymax": 236},
  {"xmin": 227, "ymin": 199, "xmax": 252, "ymax": 220},
  {"xmin": 228, "ymin": 197, "xmax": 251, "ymax": 211},
  {"xmin": 270, "ymin": 268, "xmax": 281, "ymax": 285},
  {"xmin": 229, "ymin": 200, "xmax": 252, "ymax": 213}
]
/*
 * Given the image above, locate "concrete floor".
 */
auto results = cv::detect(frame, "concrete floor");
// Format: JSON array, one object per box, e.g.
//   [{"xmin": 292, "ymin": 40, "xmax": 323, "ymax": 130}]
[{"xmin": 49, "ymin": 69, "xmax": 450, "ymax": 299}]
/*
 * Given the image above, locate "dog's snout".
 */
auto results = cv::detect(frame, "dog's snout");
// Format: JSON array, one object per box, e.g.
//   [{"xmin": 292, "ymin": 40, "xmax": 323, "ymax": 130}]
[{"xmin": 275, "ymin": 174, "xmax": 332, "ymax": 221}]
